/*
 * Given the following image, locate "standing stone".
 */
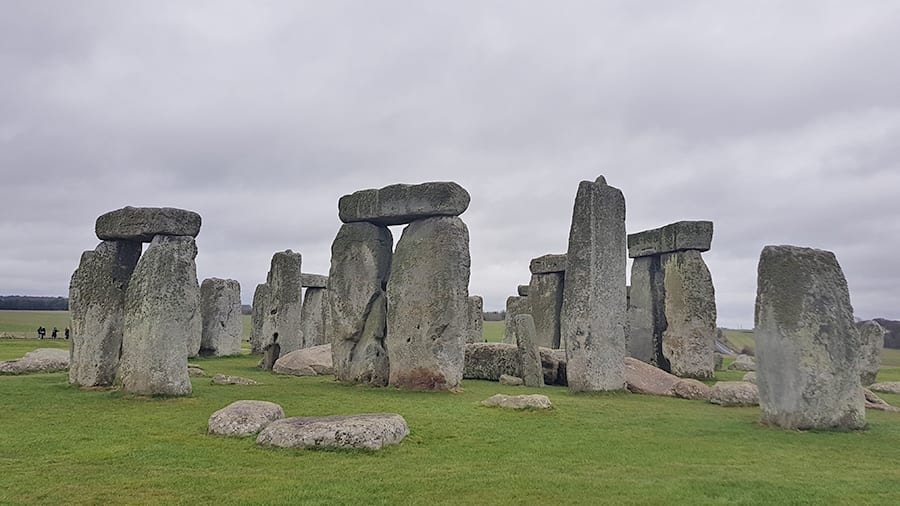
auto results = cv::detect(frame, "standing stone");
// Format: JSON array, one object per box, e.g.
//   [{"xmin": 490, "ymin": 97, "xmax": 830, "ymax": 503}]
[
  {"xmin": 858, "ymin": 320, "xmax": 885, "ymax": 386},
  {"xmin": 660, "ymin": 250, "xmax": 716, "ymax": 379},
  {"xmin": 249, "ymin": 283, "xmax": 270, "ymax": 354},
  {"xmin": 95, "ymin": 206, "xmax": 202, "ymax": 242},
  {"xmin": 755, "ymin": 245, "xmax": 865, "ymax": 430},
  {"xmin": 560, "ymin": 176, "xmax": 626, "ymax": 392},
  {"xmin": 200, "ymin": 278, "xmax": 242, "ymax": 357},
  {"xmin": 328, "ymin": 223, "xmax": 392, "ymax": 385},
  {"xmin": 261, "ymin": 250, "xmax": 303, "ymax": 363},
  {"xmin": 69, "ymin": 240, "xmax": 142, "ymax": 387},
  {"xmin": 466, "ymin": 296, "xmax": 484, "ymax": 344},
  {"xmin": 503, "ymin": 296, "xmax": 529, "ymax": 344},
  {"xmin": 528, "ymin": 272, "xmax": 564, "ymax": 349},
  {"xmin": 338, "ymin": 182, "xmax": 470, "ymax": 226},
  {"xmin": 626, "ymin": 256, "xmax": 664, "ymax": 366},
  {"xmin": 300, "ymin": 287, "xmax": 327, "ymax": 347},
  {"xmin": 514, "ymin": 315, "xmax": 544, "ymax": 387},
  {"xmin": 386, "ymin": 216, "xmax": 470, "ymax": 390},
  {"xmin": 119, "ymin": 235, "xmax": 200, "ymax": 396}
]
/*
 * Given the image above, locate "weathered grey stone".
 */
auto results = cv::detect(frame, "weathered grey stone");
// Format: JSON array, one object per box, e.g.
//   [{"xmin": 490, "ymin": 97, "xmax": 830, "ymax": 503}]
[
  {"xmin": 300, "ymin": 273, "xmax": 328, "ymax": 288},
  {"xmin": 714, "ymin": 353, "xmax": 725, "ymax": 371},
  {"xmin": 339, "ymin": 181, "xmax": 470, "ymax": 226},
  {"xmin": 188, "ymin": 366, "xmax": 206, "ymax": 377},
  {"xmin": 869, "ymin": 382, "xmax": 900, "ymax": 395},
  {"xmin": 560, "ymin": 176, "xmax": 626, "ymax": 392},
  {"xmin": 481, "ymin": 394, "xmax": 552, "ymax": 410},
  {"xmin": 514, "ymin": 315, "xmax": 544, "ymax": 388},
  {"xmin": 260, "ymin": 250, "xmax": 303, "ymax": 363},
  {"xmin": 858, "ymin": 320, "xmax": 885, "ymax": 386},
  {"xmin": 466, "ymin": 295, "xmax": 484, "ymax": 344},
  {"xmin": 0, "ymin": 349, "xmax": 70, "ymax": 375},
  {"xmin": 624, "ymin": 357, "xmax": 679, "ymax": 396},
  {"xmin": 95, "ymin": 206, "xmax": 201, "ymax": 242},
  {"xmin": 300, "ymin": 287, "xmax": 327, "ymax": 347},
  {"xmin": 200, "ymin": 278, "xmax": 242, "ymax": 357},
  {"xmin": 249, "ymin": 283, "xmax": 270, "ymax": 354},
  {"xmin": 728, "ymin": 354, "xmax": 756, "ymax": 371},
  {"xmin": 211, "ymin": 374, "xmax": 257, "ymax": 385},
  {"xmin": 529, "ymin": 254, "xmax": 567, "ymax": 274},
  {"xmin": 273, "ymin": 344, "xmax": 333, "ymax": 376},
  {"xmin": 755, "ymin": 245, "xmax": 865, "ymax": 430},
  {"xmin": 119, "ymin": 235, "xmax": 200, "ymax": 396},
  {"xmin": 463, "ymin": 343, "xmax": 562, "ymax": 385},
  {"xmin": 627, "ymin": 220, "xmax": 713, "ymax": 259},
  {"xmin": 626, "ymin": 256, "xmax": 662, "ymax": 366},
  {"xmin": 257, "ymin": 414, "xmax": 409, "ymax": 450},
  {"xmin": 208, "ymin": 400, "xmax": 284, "ymax": 437},
  {"xmin": 504, "ymin": 296, "xmax": 529, "ymax": 344},
  {"xmin": 709, "ymin": 381, "xmax": 759, "ymax": 407},
  {"xmin": 528, "ymin": 272, "xmax": 564, "ymax": 349},
  {"xmin": 863, "ymin": 388, "xmax": 900, "ymax": 412},
  {"xmin": 672, "ymin": 378, "xmax": 711, "ymax": 401},
  {"xmin": 742, "ymin": 372, "xmax": 757, "ymax": 384},
  {"xmin": 387, "ymin": 216, "xmax": 470, "ymax": 390},
  {"xmin": 660, "ymin": 250, "xmax": 716, "ymax": 379},
  {"xmin": 499, "ymin": 374, "xmax": 523, "ymax": 386},
  {"xmin": 69, "ymin": 240, "xmax": 141, "ymax": 387},
  {"xmin": 328, "ymin": 223, "xmax": 392, "ymax": 385},
  {"xmin": 517, "ymin": 285, "xmax": 530, "ymax": 297}
]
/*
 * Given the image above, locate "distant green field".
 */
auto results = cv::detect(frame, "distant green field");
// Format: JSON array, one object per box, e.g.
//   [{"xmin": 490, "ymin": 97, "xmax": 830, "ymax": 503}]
[
  {"xmin": 484, "ymin": 320, "xmax": 504, "ymax": 342},
  {"xmin": 0, "ymin": 310, "xmax": 72, "ymax": 338},
  {"xmin": 722, "ymin": 329, "xmax": 755, "ymax": 353}
]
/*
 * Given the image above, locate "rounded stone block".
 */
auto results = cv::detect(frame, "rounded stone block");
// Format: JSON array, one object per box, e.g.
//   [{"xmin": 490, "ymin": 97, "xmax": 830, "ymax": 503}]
[
  {"xmin": 256, "ymin": 414, "xmax": 409, "ymax": 450},
  {"xmin": 208, "ymin": 400, "xmax": 284, "ymax": 437},
  {"xmin": 95, "ymin": 206, "xmax": 201, "ymax": 242},
  {"xmin": 338, "ymin": 181, "xmax": 470, "ymax": 226}
]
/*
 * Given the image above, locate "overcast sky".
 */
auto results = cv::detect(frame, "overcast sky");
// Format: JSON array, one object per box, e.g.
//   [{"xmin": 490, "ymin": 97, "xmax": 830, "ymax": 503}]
[{"xmin": 2, "ymin": 1, "xmax": 899, "ymax": 328}]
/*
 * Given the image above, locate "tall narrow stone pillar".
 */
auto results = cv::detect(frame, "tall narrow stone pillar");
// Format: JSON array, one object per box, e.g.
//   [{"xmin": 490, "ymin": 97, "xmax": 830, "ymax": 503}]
[{"xmin": 528, "ymin": 254, "xmax": 566, "ymax": 349}]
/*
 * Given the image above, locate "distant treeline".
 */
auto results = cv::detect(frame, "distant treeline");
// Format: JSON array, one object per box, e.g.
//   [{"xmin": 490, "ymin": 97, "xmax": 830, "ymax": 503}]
[
  {"xmin": 484, "ymin": 311, "xmax": 505, "ymax": 322},
  {"xmin": 0, "ymin": 296, "xmax": 69, "ymax": 311}
]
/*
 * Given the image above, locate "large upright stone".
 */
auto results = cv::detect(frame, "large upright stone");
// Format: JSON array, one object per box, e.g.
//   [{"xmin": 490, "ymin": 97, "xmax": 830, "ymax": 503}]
[
  {"xmin": 300, "ymin": 287, "xmax": 327, "ymax": 348},
  {"xmin": 627, "ymin": 221, "xmax": 713, "ymax": 258},
  {"xmin": 858, "ymin": 320, "xmax": 885, "ymax": 387},
  {"xmin": 503, "ymin": 296, "xmax": 529, "ymax": 344},
  {"xmin": 69, "ymin": 240, "xmax": 142, "ymax": 387},
  {"xmin": 660, "ymin": 250, "xmax": 716, "ymax": 379},
  {"xmin": 339, "ymin": 182, "xmax": 470, "ymax": 226},
  {"xmin": 560, "ymin": 176, "xmax": 626, "ymax": 392},
  {"xmin": 119, "ymin": 235, "xmax": 200, "ymax": 396},
  {"xmin": 200, "ymin": 278, "xmax": 242, "ymax": 357},
  {"xmin": 386, "ymin": 216, "xmax": 470, "ymax": 390},
  {"xmin": 514, "ymin": 315, "xmax": 544, "ymax": 388},
  {"xmin": 755, "ymin": 245, "xmax": 865, "ymax": 430},
  {"xmin": 261, "ymin": 250, "xmax": 303, "ymax": 362},
  {"xmin": 328, "ymin": 223, "xmax": 392, "ymax": 385},
  {"xmin": 466, "ymin": 295, "xmax": 484, "ymax": 344},
  {"xmin": 626, "ymin": 256, "xmax": 664, "ymax": 366},
  {"xmin": 528, "ymin": 271, "xmax": 564, "ymax": 349},
  {"xmin": 249, "ymin": 283, "xmax": 270, "ymax": 354},
  {"xmin": 95, "ymin": 206, "xmax": 201, "ymax": 242}
]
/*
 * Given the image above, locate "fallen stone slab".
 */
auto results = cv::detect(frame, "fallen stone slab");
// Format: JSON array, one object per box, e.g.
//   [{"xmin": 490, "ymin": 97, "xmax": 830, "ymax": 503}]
[
  {"xmin": 188, "ymin": 366, "xmax": 207, "ymax": 377},
  {"xmin": 481, "ymin": 394, "xmax": 553, "ymax": 410},
  {"xmin": 300, "ymin": 273, "xmax": 328, "ymax": 288},
  {"xmin": 499, "ymin": 374, "xmax": 523, "ymax": 386},
  {"xmin": 208, "ymin": 400, "xmax": 285, "ymax": 437},
  {"xmin": 463, "ymin": 342, "xmax": 563, "ymax": 386},
  {"xmin": 273, "ymin": 344, "xmax": 334, "ymax": 376},
  {"xmin": 672, "ymin": 379, "xmax": 711, "ymax": 401},
  {"xmin": 529, "ymin": 254, "xmax": 567, "ymax": 274},
  {"xmin": 0, "ymin": 348, "xmax": 70, "ymax": 375},
  {"xmin": 256, "ymin": 414, "xmax": 409, "ymax": 450},
  {"xmin": 863, "ymin": 388, "xmax": 900, "ymax": 412},
  {"xmin": 727, "ymin": 354, "xmax": 756, "ymax": 371},
  {"xmin": 624, "ymin": 357, "xmax": 679, "ymax": 396},
  {"xmin": 95, "ymin": 206, "xmax": 202, "ymax": 242},
  {"xmin": 627, "ymin": 220, "xmax": 713, "ymax": 258},
  {"xmin": 742, "ymin": 372, "xmax": 757, "ymax": 384},
  {"xmin": 211, "ymin": 374, "xmax": 258, "ymax": 385},
  {"xmin": 709, "ymin": 381, "xmax": 759, "ymax": 407},
  {"xmin": 869, "ymin": 382, "xmax": 900, "ymax": 395},
  {"xmin": 339, "ymin": 182, "xmax": 470, "ymax": 226}
]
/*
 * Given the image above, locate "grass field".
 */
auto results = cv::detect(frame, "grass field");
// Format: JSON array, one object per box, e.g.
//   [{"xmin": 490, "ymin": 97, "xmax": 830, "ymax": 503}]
[{"xmin": 3, "ymin": 311, "xmax": 900, "ymax": 503}]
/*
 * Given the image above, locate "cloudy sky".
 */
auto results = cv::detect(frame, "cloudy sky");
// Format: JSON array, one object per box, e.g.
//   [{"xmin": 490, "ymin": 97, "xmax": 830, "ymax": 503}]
[{"xmin": 2, "ymin": 1, "xmax": 899, "ymax": 328}]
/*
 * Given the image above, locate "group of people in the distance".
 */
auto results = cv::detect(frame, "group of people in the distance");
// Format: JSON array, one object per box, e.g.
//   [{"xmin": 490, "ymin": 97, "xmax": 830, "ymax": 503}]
[{"xmin": 36, "ymin": 326, "xmax": 68, "ymax": 340}]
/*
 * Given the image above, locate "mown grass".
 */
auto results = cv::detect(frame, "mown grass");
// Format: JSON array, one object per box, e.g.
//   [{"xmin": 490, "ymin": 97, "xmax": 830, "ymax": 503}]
[
  {"xmin": 0, "ymin": 310, "xmax": 72, "ymax": 338},
  {"xmin": 484, "ymin": 320, "xmax": 505, "ymax": 342},
  {"xmin": 722, "ymin": 329, "xmax": 755, "ymax": 353}
]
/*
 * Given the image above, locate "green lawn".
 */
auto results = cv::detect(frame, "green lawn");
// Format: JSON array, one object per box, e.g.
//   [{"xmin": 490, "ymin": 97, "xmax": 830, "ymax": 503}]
[
  {"xmin": 0, "ymin": 310, "xmax": 72, "ymax": 338},
  {"xmin": 3, "ymin": 339, "xmax": 900, "ymax": 504},
  {"xmin": 484, "ymin": 320, "xmax": 504, "ymax": 342},
  {"xmin": 722, "ymin": 329, "xmax": 755, "ymax": 354}
]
